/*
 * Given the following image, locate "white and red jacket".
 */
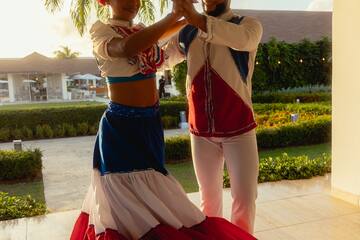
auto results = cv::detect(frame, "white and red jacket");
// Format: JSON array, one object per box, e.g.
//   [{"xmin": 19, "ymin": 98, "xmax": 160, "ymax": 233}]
[{"xmin": 165, "ymin": 9, "xmax": 263, "ymax": 138}]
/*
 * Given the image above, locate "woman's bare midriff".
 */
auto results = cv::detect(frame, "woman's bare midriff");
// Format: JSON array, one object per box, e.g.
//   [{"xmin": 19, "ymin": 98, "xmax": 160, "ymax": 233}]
[{"xmin": 107, "ymin": 78, "xmax": 159, "ymax": 107}]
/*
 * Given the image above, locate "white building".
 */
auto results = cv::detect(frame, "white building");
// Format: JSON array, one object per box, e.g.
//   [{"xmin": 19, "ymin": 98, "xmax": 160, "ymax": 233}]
[{"xmin": 0, "ymin": 52, "xmax": 100, "ymax": 103}]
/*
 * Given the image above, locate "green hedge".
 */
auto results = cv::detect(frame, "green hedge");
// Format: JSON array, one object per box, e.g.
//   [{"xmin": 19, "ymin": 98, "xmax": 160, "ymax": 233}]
[
  {"xmin": 256, "ymin": 116, "xmax": 331, "ymax": 148},
  {"xmin": 0, "ymin": 102, "xmax": 187, "ymax": 130},
  {"xmin": 253, "ymin": 102, "xmax": 331, "ymax": 115},
  {"xmin": 0, "ymin": 149, "xmax": 42, "ymax": 181},
  {"xmin": 0, "ymin": 105, "xmax": 106, "ymax": 130},
  {"xmin": 162, "ymin": 93, "xmax": 331, "ymax": 104},
  {"xmin": 0, "ymin": 101, "xmax": 188, "ymax": 142},
  {"xmin": 165, "ymin": 136, "xmax": 192, "ymax": 162},
  {"xmin": 252, "ymin": 92, "xmax": 331, "ymax": 103},
  {"xmin": 165, "ymin": 117, "xmax": 331, "ymax": 162},
  {"xmin": 0, "ymin": 192, "xmax": 46, "ymax": 221},
  {"xmin": 223, "ymin": 153, "xmax": 331, "ymax": 187},
  {"xmin": 159, "ymin": 101, "xmax": 187, "ymax": 118},
  {"xmin": 0, "ymin": 102, "xmax": 330, "ymax": 142}
]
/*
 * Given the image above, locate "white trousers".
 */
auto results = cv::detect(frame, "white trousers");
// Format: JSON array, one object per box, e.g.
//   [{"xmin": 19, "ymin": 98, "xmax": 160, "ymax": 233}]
[{"xmin": 190, "ymin": 129, "xmax": 259, "ymax": 233}]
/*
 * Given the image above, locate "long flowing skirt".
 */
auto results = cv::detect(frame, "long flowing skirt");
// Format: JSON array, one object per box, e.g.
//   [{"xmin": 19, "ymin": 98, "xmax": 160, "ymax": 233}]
[{"xmin": 70, "ymin": 102, "xmax": 256, "ymax": 240}]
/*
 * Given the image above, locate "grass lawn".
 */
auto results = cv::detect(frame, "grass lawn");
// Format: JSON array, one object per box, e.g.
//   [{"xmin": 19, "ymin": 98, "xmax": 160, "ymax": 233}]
[
  {"xmin": 167, "ymin": 143, "xmax": 331, "ymax": 193},
  {"xmin": 0, "ymin": 101, "xmax": 105, "ymax": 110},
  {"xmin": 0, "ymin": 180, "xmax": 45, "ymax": 203}
]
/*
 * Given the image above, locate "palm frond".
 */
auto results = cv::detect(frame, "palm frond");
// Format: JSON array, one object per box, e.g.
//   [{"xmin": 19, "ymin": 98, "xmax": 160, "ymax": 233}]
[
  {"xmin": 45, "ymin": 0, "xmax": 164, "ymax": 35},
  {"xmin": 139, "ymin": 0, "xmax": 155, "ymax": 24},
  {"xmin": 94, "ymin": 1, "xmax": 111, "ymax": 22},
  {"xmin": 70, "ymin": 0, "xmax": 92, "ymax": 36},
  {"xmin": 54, "ymin": 46, "xmax": 80, "ymax": 59},
  {"xmin": 44, "ymin": 0, "xmax": 64, "ymax": 13},
  {"xmin": 159, "ymin": 0, "xmax": 169, "ymax": 15}
]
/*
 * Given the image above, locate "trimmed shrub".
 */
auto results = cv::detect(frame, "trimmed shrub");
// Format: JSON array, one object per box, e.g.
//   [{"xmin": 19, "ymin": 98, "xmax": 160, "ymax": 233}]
[
  {"xmin": 256, "ymin": 116, "xmax": 331, "ymax": 149},
  {"xmin": 253, "ymin": 92, "xmax": 331, "ymax": 103},
  {"xmin": 159, "ymin": 101, "xmax": 187, "ymax": 118},
  {"xmin": 64, "ymin": 124, "xmax": 77, "ymax": 137},
  {"xmin": 162, "ymin": 96, "xmax": 187, "ymax": 102},
  {"xmin": 165, "ymin": 117, "xmax": 331, "ymax": 162},
  {"xmin": 21, "ymin": 127, "xmax": 33, "ymax": 140},
  {"xmin": 0, "ymin": 192, "xmax": 46, "ymax": 221},
  {"xmin": 12, "ymin": 129, "xmax": 23, "ymax": 140},
  {"xmin": 42, "ymin": 125, "xmax": 54, "ymax": 138},
  {"xmin": 0, "ymin": 102, "xmax": 331, "ymax": 143},
  {"xmin": 35, "ymin": 125, "xmax": 45, "ymax": 139},
  {"xmin": 54, "ymin": 124, "xmax": 66, "ymax": 138},
  {"xmin": 253, "ymin": 102, "xmax": 331, "ymax": 115},
  {"xmin": 0, "ymin": 128, "xmax": 10, "ymax": 142},
  {"xmin": 223, "ymin": 153, "xmax": 331, "ymax": 187},
  {"xmin": 165, "ymin": 136, "xmax": 191, "ymax": 162},
  {"xmin": 0, "ymin": 105, "xmax": 106, "ymax": 130},
  {"xmin": 162, "ymin": 116, "xmax": 180, "ymax": 130},
  {"xmin": 89, "ymin": 124, "xmax": 98, "ymax": 135},
  {"xmin": 77, "ymin": 122, "xmax": 89, "ymax": 136},
  {"xmin": 0, "ymin": 149, "xmax": 42, "ymax": 181}
]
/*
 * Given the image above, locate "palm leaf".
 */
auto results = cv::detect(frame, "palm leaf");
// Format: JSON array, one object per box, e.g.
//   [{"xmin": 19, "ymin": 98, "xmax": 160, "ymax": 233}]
[
  {"xmin": 44, "ymin": 0, "xmax": 64, "ymax": 13},
  {"xmin": 45, "ymin": 0, "xmax": 168, "ymax": 35},
  {"xmin": 70, "ymin": 0, "xmax": 92, "ymax": 36},
  {"xmin": 139, "ymin": 0, "xmax": 155, "ymax": 24},
  {"xmin": 94, "ymin": 1, "xmax": 110, "ymax": 22},
  {"xmin": 158, "ymin": 0, "xmax": 169, "ymax": 15}
]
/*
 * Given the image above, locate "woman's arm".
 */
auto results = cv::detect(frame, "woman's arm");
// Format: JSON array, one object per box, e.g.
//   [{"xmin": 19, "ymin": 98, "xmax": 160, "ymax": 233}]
[
  {"xmin": 107, "ymin": 11, "xmax": 184, "ymax": 59},
  {"xmin": 159, "ymin": 19, "xmax": 187, "ymax": 41}
]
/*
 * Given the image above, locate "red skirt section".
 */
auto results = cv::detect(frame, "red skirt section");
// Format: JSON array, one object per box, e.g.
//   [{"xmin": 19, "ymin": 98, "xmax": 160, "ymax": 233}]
[{"xmin": 70, "ymin": 212, "xmax": 257, "ymax": 240}]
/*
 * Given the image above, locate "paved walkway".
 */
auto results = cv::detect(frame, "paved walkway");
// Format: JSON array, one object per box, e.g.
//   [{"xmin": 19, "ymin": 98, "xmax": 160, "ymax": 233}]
[
  {"xmin": 0, "ymin": 129, "xmax": 189, "ymax": 212},
  {"xmin": 1, "ymin": 175, "xmax": 360, "ymax": 240}
]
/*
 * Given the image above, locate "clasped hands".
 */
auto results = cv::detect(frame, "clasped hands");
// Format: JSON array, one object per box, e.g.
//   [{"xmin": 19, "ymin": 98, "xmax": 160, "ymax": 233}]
[{"xmin": 171, "ymin": 0, "xmax": 204, "ymax": 27}]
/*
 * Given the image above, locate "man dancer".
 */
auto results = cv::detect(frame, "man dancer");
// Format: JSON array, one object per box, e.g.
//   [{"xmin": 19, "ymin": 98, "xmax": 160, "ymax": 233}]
[{"xmin": 166, "ymin": 0, "xmax": 263, "ymax": 233}]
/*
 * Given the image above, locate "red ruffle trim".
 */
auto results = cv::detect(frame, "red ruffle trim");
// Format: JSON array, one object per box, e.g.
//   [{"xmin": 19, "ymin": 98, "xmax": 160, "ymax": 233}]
[{"xmin": 70, "ymin": 212, "xmax": 257, "ymax": 240}]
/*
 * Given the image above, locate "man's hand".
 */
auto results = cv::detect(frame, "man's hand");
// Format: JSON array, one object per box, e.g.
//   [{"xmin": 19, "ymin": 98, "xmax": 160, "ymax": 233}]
[{"xmin": 173, "ymin": 0, "xmax": 207, "ymax": 32}]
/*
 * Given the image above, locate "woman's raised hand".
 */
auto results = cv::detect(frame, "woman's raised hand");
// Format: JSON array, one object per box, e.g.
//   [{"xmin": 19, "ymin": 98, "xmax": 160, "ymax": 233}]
[{"xmin": 171, "ymin": 0, "xmax": 186, "ymax": 20}]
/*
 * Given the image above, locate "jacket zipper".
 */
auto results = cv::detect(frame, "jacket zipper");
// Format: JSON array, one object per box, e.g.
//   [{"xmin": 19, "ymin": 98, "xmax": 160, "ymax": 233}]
[{"xmin": 204, "ymin": 43, "xmax": 215, "ymax": 134}]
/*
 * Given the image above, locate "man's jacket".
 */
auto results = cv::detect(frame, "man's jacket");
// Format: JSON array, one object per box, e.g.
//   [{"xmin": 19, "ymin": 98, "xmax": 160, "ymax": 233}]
[{"xmin": 165, "ymin": 10, "xmax": 263, "ymax": 137}]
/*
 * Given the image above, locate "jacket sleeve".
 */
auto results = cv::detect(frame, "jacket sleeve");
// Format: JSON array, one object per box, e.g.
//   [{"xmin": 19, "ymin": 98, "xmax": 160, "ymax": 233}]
[
  {"xmin": 198, "ymin": 16, "xmax": 263, "ymax": 52},
  {"xmin": 89, "ymin": 20, "xmax": 122, "ymax": 61}
]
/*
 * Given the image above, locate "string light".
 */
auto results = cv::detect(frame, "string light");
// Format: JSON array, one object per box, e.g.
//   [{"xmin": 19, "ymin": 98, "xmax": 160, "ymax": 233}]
[
  {"xmin": 278, "ymin": 61, "xmax": 281, "ymax": 64},
  {"xmin": 256, "ymin": 61, "xmax": 259, "ymax": 65},
  {"xmin": 299, "ymin": 59, "xmax": 303, "ymax": 63},
  {"xmin": 322, "ymin": 57, "xmax": 326, "ymax": 61}
]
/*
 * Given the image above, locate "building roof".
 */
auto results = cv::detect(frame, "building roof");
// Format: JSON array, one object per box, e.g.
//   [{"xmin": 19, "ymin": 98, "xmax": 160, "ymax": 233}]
[
  {"xmin": 234, "ymin": 9, "xmax": 332, "ymax": 43},
  {"xmin": 0, "ymin": 52, "xmax": 99, "ymax": 75},
  {"xmin": 0, "ymin": 10, "xmax": 332, "ymax": 74}
]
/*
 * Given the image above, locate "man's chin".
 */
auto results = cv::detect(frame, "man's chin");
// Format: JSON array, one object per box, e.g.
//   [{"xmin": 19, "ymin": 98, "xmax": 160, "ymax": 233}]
[{"xmin": 204, "ymin": 1, "xmax": 227, "ymax": 17}]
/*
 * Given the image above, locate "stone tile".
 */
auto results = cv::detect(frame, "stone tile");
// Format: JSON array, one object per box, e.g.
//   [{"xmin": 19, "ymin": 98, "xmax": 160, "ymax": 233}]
[
  {"xmin": 26, "ymin": 210, "xmax": 80, "ymax": 240},
  {"xmin": 257, "ymin": 174, "xmax": 331, "ymax": 203},
  {"xmin": 256, "ymin": 193, "xmax": 360, "ymax": 228},
  {"xmin": 0, "ymin": 218, "xmax": 27, "ymax": 240},
  {"xmin": 256, "ymin": 213, "xmax": 360, "ymax": 240}
]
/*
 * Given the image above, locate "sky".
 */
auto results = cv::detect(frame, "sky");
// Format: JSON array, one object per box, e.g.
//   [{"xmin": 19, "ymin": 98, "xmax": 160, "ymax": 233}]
[{"xmin": 0, "ymin": 0, "xmax": 332, "ymax": 58}]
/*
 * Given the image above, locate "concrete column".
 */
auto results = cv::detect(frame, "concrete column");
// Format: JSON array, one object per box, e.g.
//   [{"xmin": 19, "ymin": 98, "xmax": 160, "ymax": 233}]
[
  {"xmin": 7, "ymin": 74, "xmax": 15, "ymax": 102},
  {"xmin": 61, "ymin": 73, "xmax": 68, "ymax": 100},
  {"xmin": 332, "ymin": 0, "xmax": 360, "ymax": 207}
]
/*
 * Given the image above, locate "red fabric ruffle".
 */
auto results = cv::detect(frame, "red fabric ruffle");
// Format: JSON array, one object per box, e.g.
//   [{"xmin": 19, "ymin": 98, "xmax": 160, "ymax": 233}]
[{"xmin": 70, "ymin": 212, "xmax": 257, "ymax": 240}]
